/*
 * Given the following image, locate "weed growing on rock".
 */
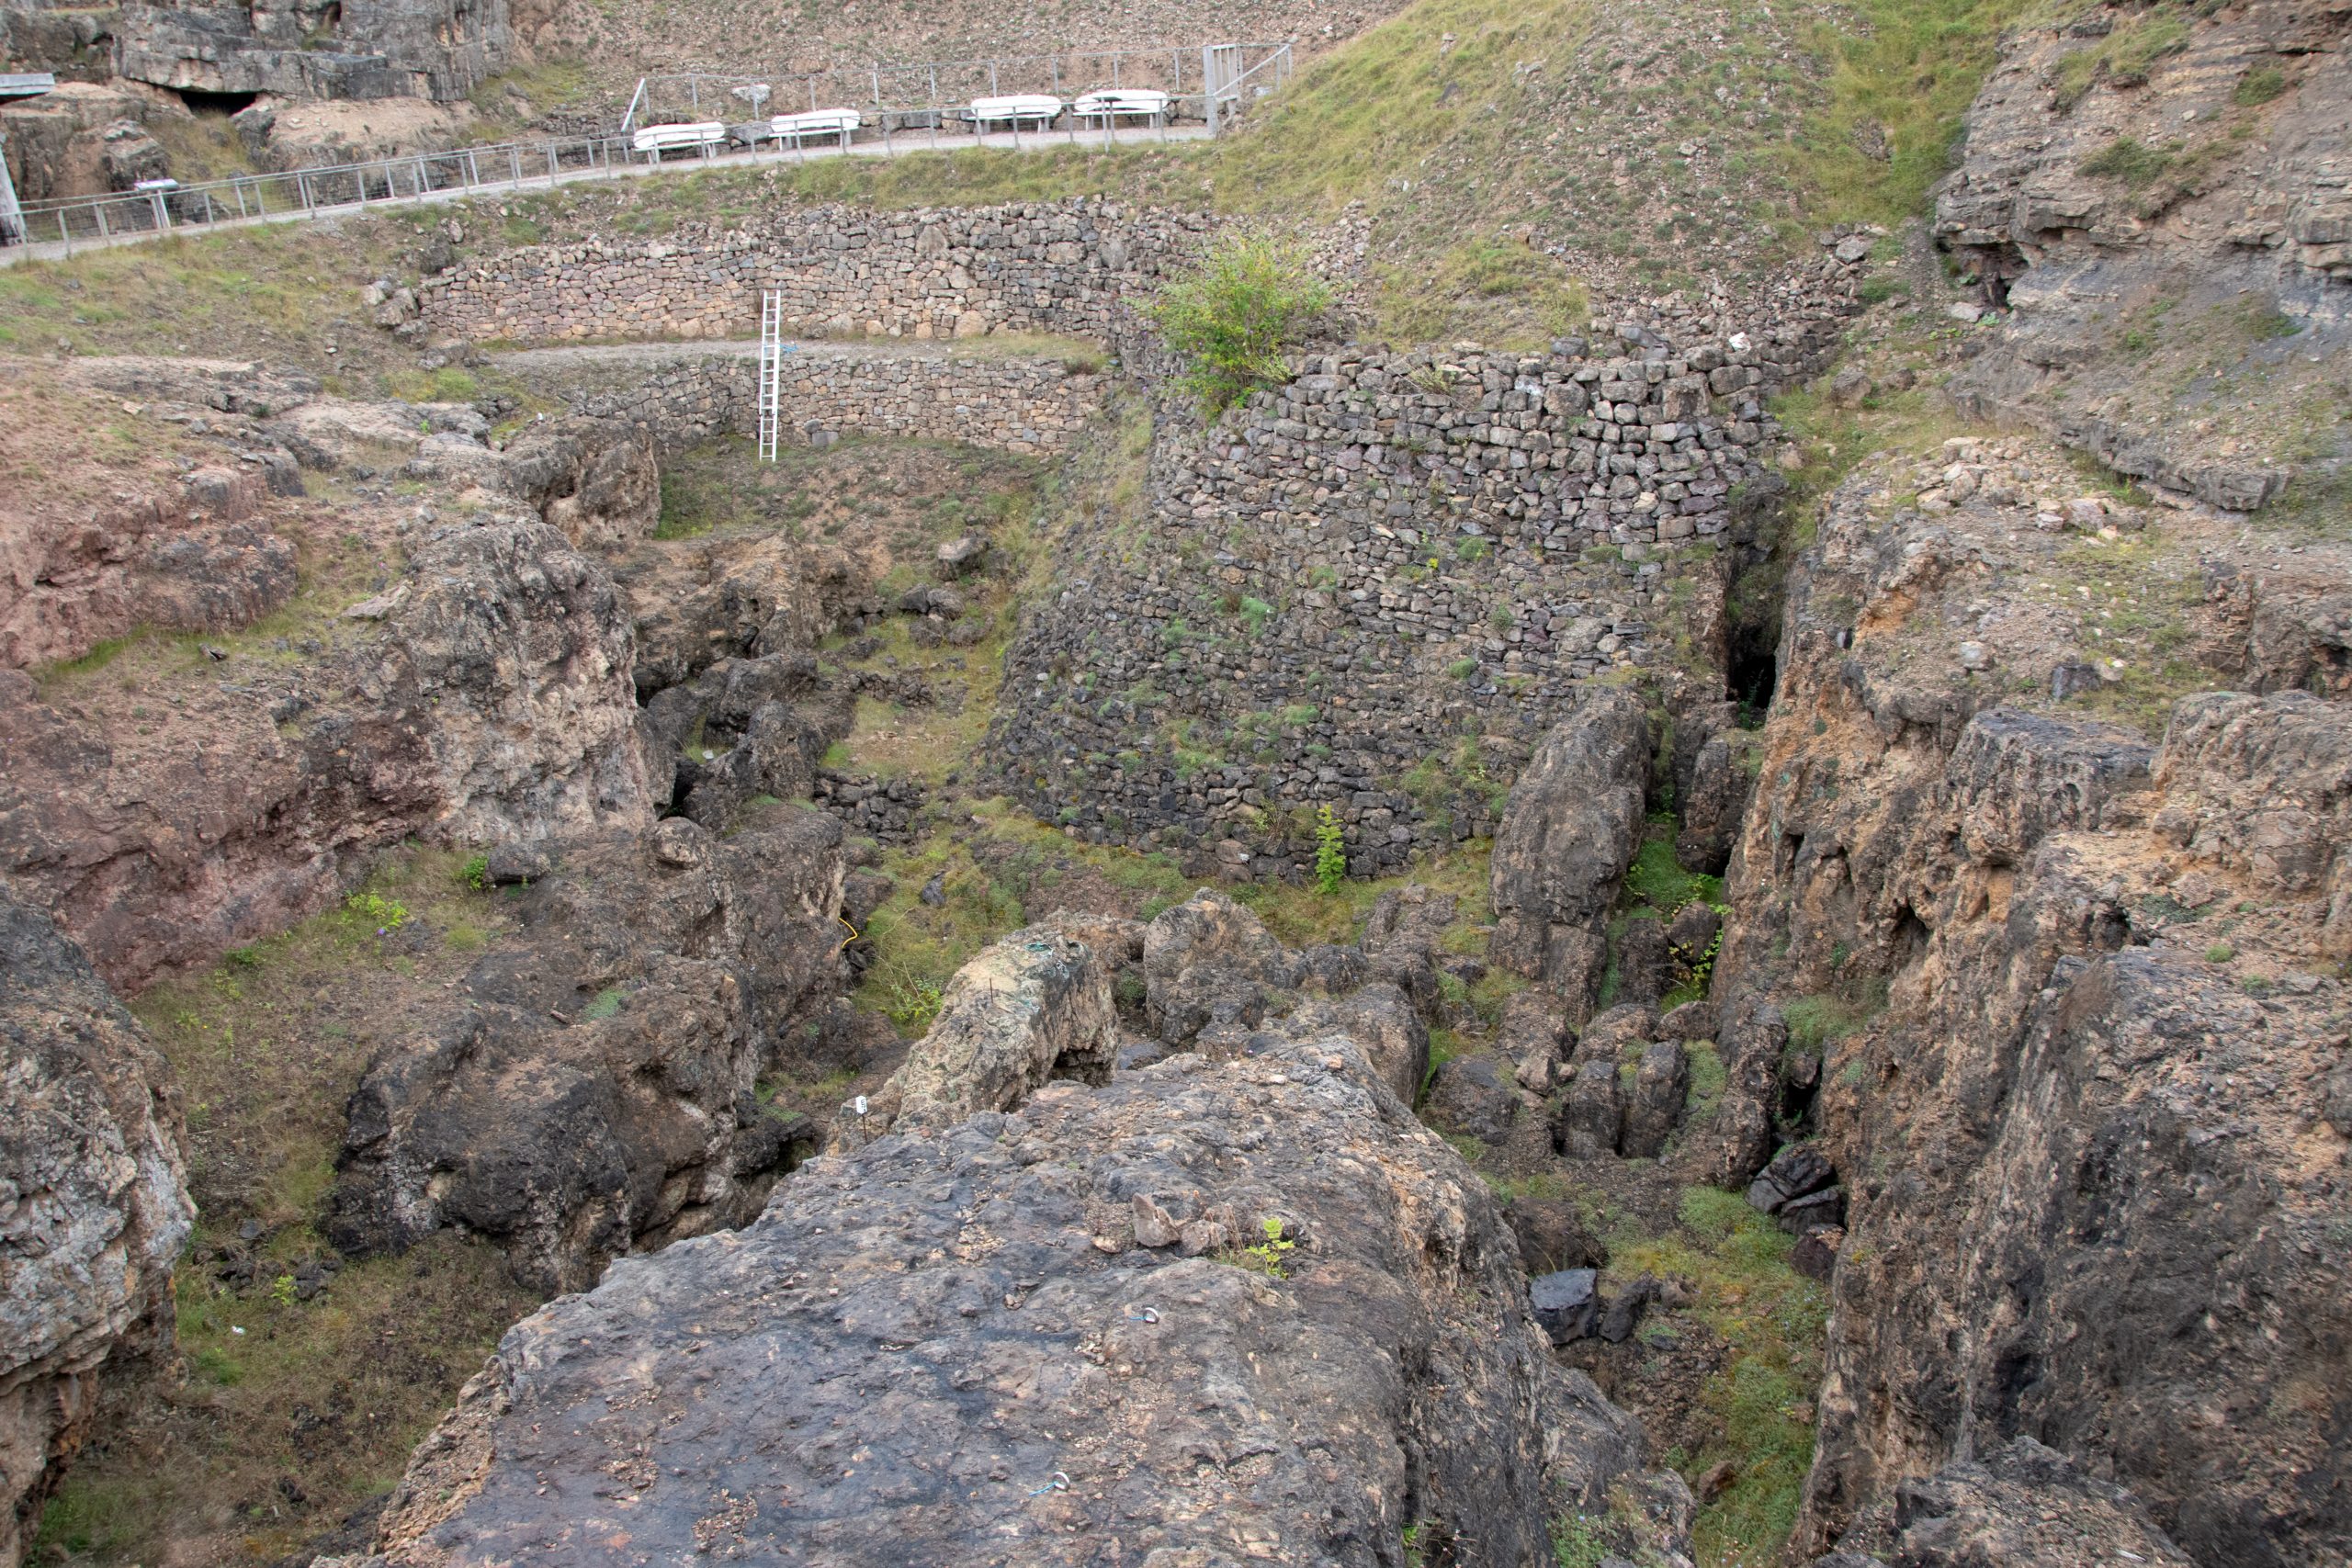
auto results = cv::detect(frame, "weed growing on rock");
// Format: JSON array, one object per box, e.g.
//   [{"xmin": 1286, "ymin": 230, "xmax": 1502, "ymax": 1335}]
[
  {"xmin": 1315, "ymin": 804, "xmax": 1350, "ymax": 896},
  {"xmin": 458, "ymin": 853, "xmax": 491, "ymax": 890},
  {"xmin": 1235, "ymin": 1216, "xmax": 1296, "ymax": 1278},
  {"xmin": 343, "ymin": 891, "xmax": 409, "ymax": 931},
  {"xmin": 1145, "ymin": 231, "xmax": 1333, "ymax": 416}
]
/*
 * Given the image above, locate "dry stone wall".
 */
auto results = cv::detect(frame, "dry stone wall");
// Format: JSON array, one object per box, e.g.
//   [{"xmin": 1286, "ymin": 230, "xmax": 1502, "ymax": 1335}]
[
  {"xmin": 986, "ymin": 292, "xmax": 1863, "ymax": 875},
  {"xmin": 422, "ymin": 198, "xmax": 1209, "ymax": 347},
  {"xmin": 503, "ymin": 345, "xmax": 1109, "ymax": 457}
]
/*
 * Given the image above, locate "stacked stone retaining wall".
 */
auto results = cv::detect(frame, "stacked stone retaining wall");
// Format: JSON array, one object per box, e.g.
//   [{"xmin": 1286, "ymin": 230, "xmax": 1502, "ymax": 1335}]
[
  {"xmin": 423, "ymin": 198, "xmax": 1208, "ymax": 347},
  {"xmin": 502, "ymin": 345, "xmax": 1108, "ymax": 457},
  {"xmin": 985, "ymin": 285, "xmax": 1866, "ymax": 875}
]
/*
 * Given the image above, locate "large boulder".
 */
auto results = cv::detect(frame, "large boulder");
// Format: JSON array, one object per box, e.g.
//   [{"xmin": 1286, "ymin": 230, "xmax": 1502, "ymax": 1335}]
[
  {"xmin": 1280, "ymin": 980, "xmax": 1430, "ymax": 1105},
  {"xmin": 1489, "ymin": 692, "xmax": 1652, "ymax": 1021},
  {"xmin": 0, "ymin": 895, "xmax": 194, "ymax": 1564},
  {"xmin": 1141, "ymin": 888, "xmax": 1302, "ymax": 1045},
  {"xmin": 833, "ymin": 923, "xmax": 1116, "ymax": 1148},
  {"xmin": 351, "ymin": 1026, "xmax": 1691, "ymax": 1567},
  {"xmin": 329, "ymin": 813, "xmax": 845, "ymax": 1292},
  {"xmin": 497, "ymin": 418, "xmax": 661, "ymax": 553}
]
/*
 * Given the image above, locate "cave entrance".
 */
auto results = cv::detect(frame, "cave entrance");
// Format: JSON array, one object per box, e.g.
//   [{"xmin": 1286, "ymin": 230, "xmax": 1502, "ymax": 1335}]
[
  {"xmin": 175, "ymin": 87, "xmax": 260, "ymax": 117},
  {"xmin": 1728, "ymin": 637, "xmax": 1778, "ymax": 728}
]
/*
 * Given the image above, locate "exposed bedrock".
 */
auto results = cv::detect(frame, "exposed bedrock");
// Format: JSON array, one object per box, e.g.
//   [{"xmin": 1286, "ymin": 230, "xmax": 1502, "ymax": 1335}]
[
  {"xmin": 344, "ymin": 922, "xmax": 1693, "ymax": 1568},
  {"xmin": 329, "ymin": 811, "xmax": 847, "ymax": 1293},
  {"xmin": 1811, "ymin": 1437, "xmax": 2196, "ymax": 1568},
  {"xmin": 1, "ymin": 513, "xmax": 660, "ymax": 989},
  {"xmin": 833, "ymin": 922, "xmax": 1115, "ymax": 1149},
  {"xmin": 1932, "ymin": 0, "xmax": 2351, "ymax": 511},
  {"xmin": 0, "ymin": 893, "xmax": 195, "ymax": 1567},
  {"xmin": 1702, "ymin": 448, "xmax": 2352, "ymax": 1563}
]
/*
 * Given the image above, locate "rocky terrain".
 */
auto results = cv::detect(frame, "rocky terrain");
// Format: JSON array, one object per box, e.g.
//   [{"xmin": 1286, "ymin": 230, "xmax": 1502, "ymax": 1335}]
[
  {"xmin": 2, "ymin": 0, "xmax": 2349, "ymax": 1561},
  {"xmin": 0, "ymin": 896, "xmax": 192, "ymax": 1567},
  {"xmin": 330, "ymin": 913, "xmax": 1694, "ymax": 1568}
]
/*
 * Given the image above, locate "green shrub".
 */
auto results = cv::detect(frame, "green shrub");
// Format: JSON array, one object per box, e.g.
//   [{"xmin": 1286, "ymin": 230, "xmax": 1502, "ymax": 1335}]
[
  {"xmin": 1235, "ymin": 1215, "xmax": 1296, "ymax": 1277},
  {"xmin": 458, "ymin": 853, "xmax": 490, "ymax": 890},
  {"xmin": 1447, "ymin": 657, "xmax": 1479, "ymax": 680},
  {"xmin": 1314, "ymin": 803, "xmax": 1349, "ymax": 895},
  {"xmin": 1145, "ymin": 231, "xmax": 1333, "ymax": 415}
]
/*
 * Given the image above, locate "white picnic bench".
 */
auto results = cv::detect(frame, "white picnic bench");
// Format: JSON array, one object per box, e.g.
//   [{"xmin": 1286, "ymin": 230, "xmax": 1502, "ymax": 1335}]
[
  {"xmin": 770, "ymin": 108, "xmax": 863, "ymax": 147},
  {"xmin": 967, "ymin": 94, "xmax": 1064, "ymax": 131},
  {"xmin": 1071, "ymin": 89, "xmax": 1171, "ymax": 125},
  {"xmin": 631, "ymin": 121, "xmax": 727, "ymax": 158}
]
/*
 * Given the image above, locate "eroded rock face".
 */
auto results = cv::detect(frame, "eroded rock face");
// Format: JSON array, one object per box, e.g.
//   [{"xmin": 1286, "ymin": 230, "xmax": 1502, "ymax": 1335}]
[
  {"xmin": 1711, "ymin": 446, "xmax": 2352, "ymax": 1565},
  {"xmin": 1141, "ymin": 888, "xmax": 1303, "ymax": 1046},
  {"xmin": 1813, "ymin": 1437, "xmax": 2194, "ymax": 1568},
  {"xmin": 355, "ymin": 1028, "xmax": 1690, "ymax": 1567},
  {"xmin": 329, "ymin": 813, "xmax": 845, "ymax": 1293},
  {"xmin": 0, "ymin": 894, "xmax": 194, "ymax": 1565},
  {"xmin": 1931, "ymin": 0, "xmax": 2350, "ymax": 511},
  {"xmin": 1, "ymin": 516, "xmax": 662, "ymax": 990},
  {"xmin": 1489, "ymin": 691, "xmax": 1653, "ymax": 1020}
]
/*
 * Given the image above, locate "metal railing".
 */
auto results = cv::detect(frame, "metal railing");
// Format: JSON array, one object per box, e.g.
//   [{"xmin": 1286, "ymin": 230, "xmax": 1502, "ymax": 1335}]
[
  {"xmin": 3, "ymin": 41, "xmax": 1292, "ymax": 254},
  {"xmin": 620, "ymin": 40, "xmax": 1290, "ymax": 132}
]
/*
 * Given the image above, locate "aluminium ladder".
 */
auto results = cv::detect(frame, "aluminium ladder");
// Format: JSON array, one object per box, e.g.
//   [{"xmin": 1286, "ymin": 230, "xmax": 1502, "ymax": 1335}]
[{"xmin": 756, "ymin": 289, "xmax": 784, "ymax": 462}]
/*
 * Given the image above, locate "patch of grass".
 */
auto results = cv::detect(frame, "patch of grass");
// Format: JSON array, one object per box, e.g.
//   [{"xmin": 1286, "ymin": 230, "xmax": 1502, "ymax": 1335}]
[
  {"xmin": 2079, "ymin": 135, "xmax": 2177, "ymax": 188},
  {"xmin": 1374, "ymin": 232, "xmax": 1589, "ymax": 349},
  {"xmin": 1623, "ymin": 820, "xmax": 1723, "ymax": 915},
  {"xmin": 1782, "ymin": 991, "xmax": 1869, "ymax": 1050},
  {"xmin": 379, "ymin": 365, "xmax": 482, "ymax": 403},
  {"xmin": 2051, "ymin": 4, "xmax": 2192, "ymax": 113},
  {"xmin": 1780, "ymin": 0, "xmax": 2036, "ymax": 231},
  {"xmin": 2233, "ymin": 63, "xmax": 2286, "ymax": 106},
  {"xmin": 1606, "ymin": 1188, "xmax": 1830, "ymax": 1567}
]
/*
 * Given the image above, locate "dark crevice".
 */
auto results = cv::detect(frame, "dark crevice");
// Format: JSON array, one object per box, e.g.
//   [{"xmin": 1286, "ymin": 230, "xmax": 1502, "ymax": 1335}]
[{"xmin": 175, "ymin": 87, "xmax": 260, "ymax": 116}]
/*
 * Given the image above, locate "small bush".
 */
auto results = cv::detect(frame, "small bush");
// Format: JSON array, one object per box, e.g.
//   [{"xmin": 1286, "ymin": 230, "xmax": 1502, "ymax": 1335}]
[
  {"xmin": 1235, "ymin": 1215, "xmax": 1296, "ymax": 1278},
  {"xmin": 1145, "ymin": 231, "xmax": 1333, "ymax": 415},
  {"xmin": 1447, "ymin": 657, "xmax": 1479, "ymax": 681},
  {"xmin": 458, "ymin": 853, "xmax": 490, "ymax": 890},
  {"xmin": 1314, "ymin": 803, "xmax": 1348, "ymax": 896},
  {"xmin": 2204, "ymin": 942, "xmax": 2235, "ymax": 964}
]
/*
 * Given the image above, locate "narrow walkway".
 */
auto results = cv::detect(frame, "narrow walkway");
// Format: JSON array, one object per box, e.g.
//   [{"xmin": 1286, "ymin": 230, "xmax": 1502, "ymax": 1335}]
[{"xmin": 0, "ymin": 122, "xmax": 1209, "ymax": 269}]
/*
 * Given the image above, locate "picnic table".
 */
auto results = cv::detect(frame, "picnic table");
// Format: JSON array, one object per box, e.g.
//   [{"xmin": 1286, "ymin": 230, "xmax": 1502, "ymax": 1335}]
[
  {"xmin": 1071, "ymin": 89, "xmax": 1171, "ymax": 125},
  {"xmin": 967, "ymin": 94, "xmax": 1064, "ymax": 130}
]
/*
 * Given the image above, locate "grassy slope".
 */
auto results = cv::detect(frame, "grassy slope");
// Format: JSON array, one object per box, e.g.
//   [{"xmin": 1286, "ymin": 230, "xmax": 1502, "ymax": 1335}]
[{"xmin": 5, "ymin": 0, "xmax": 2027, "ymax": 355}]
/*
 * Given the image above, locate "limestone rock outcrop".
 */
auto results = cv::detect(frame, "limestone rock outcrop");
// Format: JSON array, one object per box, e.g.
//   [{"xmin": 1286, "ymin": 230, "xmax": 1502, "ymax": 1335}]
[
  {"xmin": 350, "ymin": 1006, "xmax": 1691, "ymax": 1566},
  {"xmin": 1489, "ymin": 690, "xmax": 1653, "ymax": 1019},
  {"xmin": 1932, "ymin": 0, "xmax": 2351, "ymax": 511},
  {"xmin": 329, "ymin": 812, "xmax": 846, "ymax": 1292},
  {"xmin": 1708, "ymin": 440, "xmax": 2352, "ymax": 1565},
  {"xmin": 0, "ymin": 894, "xmax": 194, "ymax": 1566}
]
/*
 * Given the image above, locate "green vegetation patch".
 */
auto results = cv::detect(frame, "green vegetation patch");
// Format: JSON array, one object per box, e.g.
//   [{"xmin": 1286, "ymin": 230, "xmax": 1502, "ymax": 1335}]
[{"xmin": 1608, "ymin": 1187, "xmax": 1831, "ymax": 1566}]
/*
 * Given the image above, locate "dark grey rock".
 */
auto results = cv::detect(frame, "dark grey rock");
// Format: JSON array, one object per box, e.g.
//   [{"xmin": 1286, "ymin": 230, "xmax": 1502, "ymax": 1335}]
[
  {"xmin": 1489, "ymin": 692, "xmax": 1652, "ymax": 1020},
  {"xmin": 356, "ymin": 1035, "xmax": 1688, "ymax": 1567},
  {"xmin": 1425, "ymin": 1055, "xmax": 1517, "ymax": 1144},
  {"xmin": 1531, "ymin": 1267, "xmax": 1601, "ymax": 1346}
]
